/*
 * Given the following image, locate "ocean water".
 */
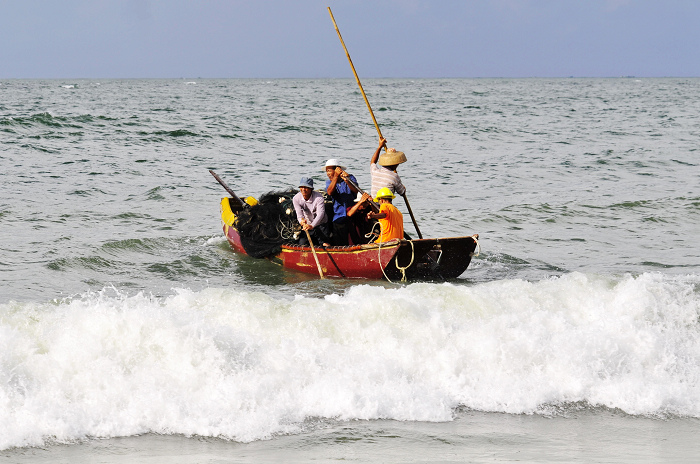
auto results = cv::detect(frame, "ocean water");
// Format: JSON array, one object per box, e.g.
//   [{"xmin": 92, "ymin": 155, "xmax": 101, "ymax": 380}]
[{"xmin": 1, "ymin": 78, "xmax": 700, "ymax": 462}]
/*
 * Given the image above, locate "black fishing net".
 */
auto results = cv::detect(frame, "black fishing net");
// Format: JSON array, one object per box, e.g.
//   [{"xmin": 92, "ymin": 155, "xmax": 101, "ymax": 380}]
[{"xmin": 234, "ymin": 189, "xmax": 300, "ymax": 258}]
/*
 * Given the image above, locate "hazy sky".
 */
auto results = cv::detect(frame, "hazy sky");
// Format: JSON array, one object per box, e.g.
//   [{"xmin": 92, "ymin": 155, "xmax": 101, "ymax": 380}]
[{"xmin": 2, "ymin": 0, "xmax": 699, "ymax": 78}]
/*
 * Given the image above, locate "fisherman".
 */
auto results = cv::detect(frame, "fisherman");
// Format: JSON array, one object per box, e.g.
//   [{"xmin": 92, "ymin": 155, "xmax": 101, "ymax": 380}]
[
  {"xmin": 366, "ymin": 187, "xmax": 404, "ymax": 243},
  {"xmin": 325, "ymin": 158, "xmax": 359, "ymax": 246},
  {"xmin": 346, "ymin": 191, "xmax": 375, "ymax": 245},
  {"xmin": 292, "ymin": 177, "xmax": 330, "ymax": 247},
  {"xmin": 370, "ymin": 137, "xmax": 406, "ymax": 199}
]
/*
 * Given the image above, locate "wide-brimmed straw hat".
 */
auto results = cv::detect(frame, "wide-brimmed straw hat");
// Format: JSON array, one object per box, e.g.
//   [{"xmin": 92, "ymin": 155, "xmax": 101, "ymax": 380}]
[
  {"xmin": 325, "ymin": 158, "xmax": 346, "ymax": 170},
  {"xmin": 378, "ymin": 148, "xmax": 407, "ymax": 166}
]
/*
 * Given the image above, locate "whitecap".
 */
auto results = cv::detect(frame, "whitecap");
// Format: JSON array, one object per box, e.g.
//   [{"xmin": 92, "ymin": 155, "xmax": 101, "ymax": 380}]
[{"xmin": 2, "ymin": 273, "xmax": 700, "ymax": 449}]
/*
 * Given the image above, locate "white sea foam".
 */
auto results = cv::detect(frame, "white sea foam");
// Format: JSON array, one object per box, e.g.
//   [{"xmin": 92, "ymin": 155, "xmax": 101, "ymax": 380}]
[
  {"xmin": 205, "ymin": 235, "xmax": 227, "ymax": 246},
  {"xmin": 1, "ymin": 272, "xmax": 699, "ymax": 449}
]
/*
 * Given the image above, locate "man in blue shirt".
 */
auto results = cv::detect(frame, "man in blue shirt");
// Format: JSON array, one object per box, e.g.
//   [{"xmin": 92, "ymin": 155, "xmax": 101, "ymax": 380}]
[{"xmin": 325, "ymin": 159, "xmax": 359, "ymax": 246}]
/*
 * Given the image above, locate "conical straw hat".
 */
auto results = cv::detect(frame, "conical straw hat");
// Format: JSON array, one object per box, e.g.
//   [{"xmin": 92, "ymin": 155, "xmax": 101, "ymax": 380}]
[{"xmin": 378, "ymin": 148, "xmax": 407, "ymax": 166}]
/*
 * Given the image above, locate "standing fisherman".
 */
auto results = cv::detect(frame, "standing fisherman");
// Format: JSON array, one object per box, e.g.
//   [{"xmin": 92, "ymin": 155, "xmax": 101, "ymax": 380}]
[
  {"xmin": 370, "ymin": 137, "xmax": 407, "ymax": 198},
  {"xmin": 328, "ymin": 7, "xmax": 422, "ymax": 239}
]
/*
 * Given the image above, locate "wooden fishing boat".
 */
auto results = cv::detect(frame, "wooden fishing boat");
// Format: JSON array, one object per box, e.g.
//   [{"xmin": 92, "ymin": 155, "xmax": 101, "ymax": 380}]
[
  {"xmin": 214, "ymin": 9, "xmax": 479, "ymax": 281},
  {"xmin": 220, "ymin": 196, "xmax": 479, "ymax": 281}
]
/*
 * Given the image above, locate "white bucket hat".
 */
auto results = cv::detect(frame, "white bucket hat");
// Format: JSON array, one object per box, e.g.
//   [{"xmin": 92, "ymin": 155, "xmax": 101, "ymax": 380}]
[{"xmin": 325, "ymin": 159, "xmax": 346, "ymax": 170}]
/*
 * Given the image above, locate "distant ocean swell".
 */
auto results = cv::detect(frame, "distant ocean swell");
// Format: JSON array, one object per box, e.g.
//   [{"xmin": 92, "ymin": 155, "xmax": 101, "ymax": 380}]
[{"xmin": 1, "ymin": 271, "xmax": 699, "ymax": 449}]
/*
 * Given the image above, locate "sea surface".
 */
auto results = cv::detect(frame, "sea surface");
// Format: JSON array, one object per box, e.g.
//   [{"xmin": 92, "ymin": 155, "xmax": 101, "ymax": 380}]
[{"xmin": 1, "ymin": 78, "xmax": 699, "ymax": 462}]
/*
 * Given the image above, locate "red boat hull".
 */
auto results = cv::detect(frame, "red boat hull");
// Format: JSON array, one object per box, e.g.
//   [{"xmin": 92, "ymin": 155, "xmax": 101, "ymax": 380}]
[
  {"xmin": 224, "ymin": 219, "xmax": 400, "ymax": 279},
  {"xmin": 220, "ymin": 197, "xmax": 478, "ymax": 281}
]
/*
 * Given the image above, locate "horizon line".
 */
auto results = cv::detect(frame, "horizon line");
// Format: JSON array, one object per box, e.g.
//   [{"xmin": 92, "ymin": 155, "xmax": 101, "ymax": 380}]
[{"xmin": 2, "ymin": 75, "xmax": 699, "ymax": 80}]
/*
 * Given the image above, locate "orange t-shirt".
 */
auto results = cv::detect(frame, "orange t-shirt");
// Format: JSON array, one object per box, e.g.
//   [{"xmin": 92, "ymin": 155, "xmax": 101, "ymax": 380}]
[{"xmin": 377, "ymin": 203, "xmax": 404, "ymax": 243}]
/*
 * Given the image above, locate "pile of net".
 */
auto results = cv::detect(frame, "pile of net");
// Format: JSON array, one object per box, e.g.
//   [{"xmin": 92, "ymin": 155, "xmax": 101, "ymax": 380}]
[{"xmin": 234, "ymin": 189, "xmax": 299, "ymax": 258}]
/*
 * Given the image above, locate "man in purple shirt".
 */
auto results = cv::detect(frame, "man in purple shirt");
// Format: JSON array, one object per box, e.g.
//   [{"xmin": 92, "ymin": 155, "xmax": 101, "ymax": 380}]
[{"xmin": 292, "ymin": 177, "xmax": 331, "ymax": 247}]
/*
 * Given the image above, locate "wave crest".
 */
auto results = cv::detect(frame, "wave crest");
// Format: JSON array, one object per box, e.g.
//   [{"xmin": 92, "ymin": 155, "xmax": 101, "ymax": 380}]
[{"xmin": 1, "ymin": 272, "xmax": 699, "ymax": 449}]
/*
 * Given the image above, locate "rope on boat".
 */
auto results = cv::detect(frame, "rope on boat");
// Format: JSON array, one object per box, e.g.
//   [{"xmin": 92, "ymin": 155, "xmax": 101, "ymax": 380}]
[
  {"xmin": 372, "ymin": 222, "xmax": 394, "ymax": 283},
  {"xmin": 394, "ymin": 239, "xmax": 415, "ymax": 282},
  {"xmin": 372, "ymin": 221, "xmax": 414, "ymax": 283},
  {"xmin": 471, "ymin": 234, "xmax": 481, "ymax": 257},
  {"xmin": 378, "ymin": 242, "xmax": 392, "ymax": 282},
  {"xmin": 277, "ymin": 217, "xmax": 298, "ymax": 241}
]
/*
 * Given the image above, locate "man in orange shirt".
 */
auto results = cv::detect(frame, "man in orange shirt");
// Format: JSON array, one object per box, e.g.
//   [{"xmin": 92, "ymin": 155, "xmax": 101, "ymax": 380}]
[{"xmin": 366, "ymin": 187, "xmax": 404, "ymax": 243}]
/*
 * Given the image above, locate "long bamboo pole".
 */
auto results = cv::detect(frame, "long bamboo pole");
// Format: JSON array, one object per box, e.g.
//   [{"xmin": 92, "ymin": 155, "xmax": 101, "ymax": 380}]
[
  {"xmin": 401, "ymin": 195, "xmax": 422, "ymax": 239},
  {"xmin": 327, "ymin": 7, "xmax": 383, "ymax": 140},
  {"xmin": 328, "ymin": 7, "xmax": 423, "ymax": 240}
]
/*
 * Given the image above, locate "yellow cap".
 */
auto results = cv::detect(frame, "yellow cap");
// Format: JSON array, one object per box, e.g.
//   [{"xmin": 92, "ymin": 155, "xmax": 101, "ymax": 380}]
[{"xmin": 375, "ymin": 187, "xmax": 395, "ymax": 201}]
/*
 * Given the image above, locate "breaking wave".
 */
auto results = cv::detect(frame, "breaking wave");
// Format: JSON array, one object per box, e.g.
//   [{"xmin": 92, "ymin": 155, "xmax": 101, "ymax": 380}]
[{"xmin": 2, "ymin": 272, "xmax": 699, "ymax": 449}]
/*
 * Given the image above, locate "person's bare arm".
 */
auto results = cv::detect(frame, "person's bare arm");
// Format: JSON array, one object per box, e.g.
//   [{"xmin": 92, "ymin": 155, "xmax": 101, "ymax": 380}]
[
  {"xmin": 347, "ymin": 192, "xmax": 371, "ymax": 217},
  {"xmin": 370, "ymin": 137, "xmax": 387, "ymax": 165},
  {"xmin": 326, "ymin": 169, "xmax": 340, "ymax": 195},
  {"xmin": 339, "ymin": 169, "xmax": 359, "ymax": 194}
]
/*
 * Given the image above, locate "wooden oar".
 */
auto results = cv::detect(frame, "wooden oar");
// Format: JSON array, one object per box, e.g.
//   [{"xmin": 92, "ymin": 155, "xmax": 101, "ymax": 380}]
[
  {"xmin": 341, "ymin": 175, "xmax": 380, "ymax": 213},
  {"xmin": 401, "ymin": 194, "xmax": 423, "ymax": 239},
  {"xmin": 328, "ymin": 7, "xmax": 423, "ymax": 239},
  {"xmin": 305, "ymin": 229, "xmax": 325, "ymax": 279},
  {"xmin": 209, "ymin": 170, "xmax": 248, "ymax": 208}
]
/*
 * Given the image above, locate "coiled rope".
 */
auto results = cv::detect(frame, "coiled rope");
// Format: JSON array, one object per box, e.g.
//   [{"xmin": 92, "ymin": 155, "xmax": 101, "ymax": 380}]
[
  {"xmin": 372, "ymin": 221, "xmax": 414, "ymax": 283},
  {"xmin": 394, "ymin": 239, "xmax": 415, "ymax": 282},
  {"xmin": 277, "ymin": 217, "xmax": 298, "ymax": 241},
  {"xmin": 370, "ymin": 222, "xmax": 393, "ymax": 282}
]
